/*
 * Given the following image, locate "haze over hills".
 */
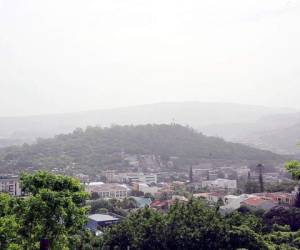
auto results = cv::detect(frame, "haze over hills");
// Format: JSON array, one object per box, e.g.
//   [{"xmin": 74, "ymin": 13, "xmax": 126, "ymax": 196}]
[
  {"xmin": 202, "ymin": 112, "xmax": 300, "ymax": 155},
  {"xmin": 0, "ymin": 124, "xmax": 285, "ymax": 174},
  {"xmin": 236, "ymin": 122, "xmax": 300, "ymax": 156},
  {"xmin": 0, "ymin": 102, "xmax": 297, "ymax": 148}
]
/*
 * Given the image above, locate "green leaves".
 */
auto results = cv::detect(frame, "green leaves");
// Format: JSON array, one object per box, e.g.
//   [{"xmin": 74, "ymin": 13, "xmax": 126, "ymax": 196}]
[
  {"xmin": 20, "ymin": 171, "xmax": 83, "ymax": 195},
  {"xmin": 100, "ymin": 199, "xmax": 300, "ymax": 250},
  {"xmin": 0, "ymin": 215, "xmax": 20, "ymax": 249},
  {"xmin": 101, "ymin": 199, "xmax": 271, "ymax": 250},
  {"xmin": 285, "ymin": 161, "xmax": 300, "ymax": 180},
  {"xmin": 0, "ymin": 171, "xmax": 89, "ymax": 249}
]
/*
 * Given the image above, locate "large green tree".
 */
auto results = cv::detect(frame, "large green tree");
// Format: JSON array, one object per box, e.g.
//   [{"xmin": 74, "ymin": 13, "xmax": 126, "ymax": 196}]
[{"xmin": 0, "ymin": 171, "xmax": 89, "ymax": 250}]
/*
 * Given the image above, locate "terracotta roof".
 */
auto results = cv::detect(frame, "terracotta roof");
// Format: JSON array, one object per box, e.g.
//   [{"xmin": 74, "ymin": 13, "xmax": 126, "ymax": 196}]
[
  {"xmin": 254, "ymin": 192, "xmax": 295, "ymax": 203},
  {"xmin": 209, "ymin": 192, "xmax": 224, "ymax": 197},
  {"xmin": 241, "ymin": 197, "xmax": 274, "ymax": 206},
  {"xmin": 151, "ymin": 200, "xmax": 168, "ymax": 207},
  {"xmin": 150, "ymin": 200, "xmax": 175, "ymax": 208}
]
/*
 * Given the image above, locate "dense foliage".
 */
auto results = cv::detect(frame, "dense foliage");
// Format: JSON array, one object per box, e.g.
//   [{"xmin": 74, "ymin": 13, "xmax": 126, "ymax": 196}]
[
  {"xmin": 99, "ymin": 199, "xmax": 300, "ymax": 250},
  {"xmin": 0, "ymin": 171, "xmax": 89, "ymax": 250},
  {"xmin": 0, "ymin": 124, "xmax": 283, "ymax": 173}
]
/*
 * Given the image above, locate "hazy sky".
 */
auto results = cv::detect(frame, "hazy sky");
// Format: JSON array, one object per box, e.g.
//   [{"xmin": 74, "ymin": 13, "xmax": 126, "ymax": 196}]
[{"xmin": 0, "ymin": 0, "xmax": 300, "ymax": 117}]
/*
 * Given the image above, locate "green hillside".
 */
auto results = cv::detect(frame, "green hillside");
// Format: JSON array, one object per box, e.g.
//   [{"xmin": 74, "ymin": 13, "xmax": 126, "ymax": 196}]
[{"xmin": 0, "ymin": 124, "xmax": 284, "ymax": 173}]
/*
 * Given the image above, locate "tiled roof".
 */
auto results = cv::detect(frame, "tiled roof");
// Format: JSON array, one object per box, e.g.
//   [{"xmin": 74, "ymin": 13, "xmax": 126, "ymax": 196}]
[
  {"xmin": 242, "ymin": 197, "xmax": 264, "ymax": 206},
  {"xmin": 241, "ymin": 197, "xmax": 274, "ymax": 207}
]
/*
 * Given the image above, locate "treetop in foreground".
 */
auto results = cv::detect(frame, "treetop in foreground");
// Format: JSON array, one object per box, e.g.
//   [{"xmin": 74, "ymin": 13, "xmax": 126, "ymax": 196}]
[{"xmin": 0, "ymin": 171, "xmax": 89, "ymax": 250}]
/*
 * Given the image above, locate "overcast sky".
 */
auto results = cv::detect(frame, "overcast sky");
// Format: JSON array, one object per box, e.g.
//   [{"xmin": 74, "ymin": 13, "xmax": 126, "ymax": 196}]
[{"xmin": 0, "ymin": 0, "xmax": 299, "ymax": 117}]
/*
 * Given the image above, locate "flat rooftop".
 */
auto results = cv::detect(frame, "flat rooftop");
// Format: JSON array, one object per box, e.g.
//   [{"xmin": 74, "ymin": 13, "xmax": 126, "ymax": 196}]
[{"xmin": 88, "ymin": 214, "xmax": 119, "ymax": 222}]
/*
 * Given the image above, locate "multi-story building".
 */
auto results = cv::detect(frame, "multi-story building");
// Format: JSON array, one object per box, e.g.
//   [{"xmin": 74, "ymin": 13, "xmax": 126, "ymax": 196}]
[
  {"xmin": 0, "ymin": 175, "xmax": 21, "ymax": 196},
  {"xmin": 104, "ymin": 170, "xmax": 117, "ymax": 183},
  {"xmin": 132, "ymin": 183, "xmax": 159, "ymax": 195},
  {"xmin": 86, "ymin": 183, "xmax": 129, "ymax": 199},
  {"xmin": 255, "ymin": 192, "xmax": 296, "ymax": 206},
  {"xmin": 193, "ymin": 192, "xmax": 224, "ymax": 203},
  {"xmin": 201, "ymin": 178, "xmax": 237, "ymax": 192},
  {"xmin": 118, "ymin": 172, "xmax": 157, "ymax": 185},
  {"xmin": 104, "ymin": 171, "xmax": 158, "ymax": 185}
]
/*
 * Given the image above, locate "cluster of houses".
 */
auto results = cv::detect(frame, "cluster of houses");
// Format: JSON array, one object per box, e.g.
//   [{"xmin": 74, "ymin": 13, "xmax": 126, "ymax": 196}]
[
  {"xmin": 81, "ymin": 164, "xmax": 298, "ymax": 235},
  {"xmin": 85, "ymin": 172, "xmax": 175, "ymax": 200},
  {"xmin": 194, "ymin": 190, "xmax": 297, "ymax": 214},
  {"xmin": 1, "ymin": 161, "xmax": 297, "ymax": 236}
]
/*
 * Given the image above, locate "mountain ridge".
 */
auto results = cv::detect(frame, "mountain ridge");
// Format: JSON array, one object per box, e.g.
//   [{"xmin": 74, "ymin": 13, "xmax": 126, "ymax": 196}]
[
  {"xmin": 0, "ymin": 124, "xmax": 286, "ymax": 174},
  {"xmin": 0, "ymin": 102, "xmax": 296, "ymax": 143}
]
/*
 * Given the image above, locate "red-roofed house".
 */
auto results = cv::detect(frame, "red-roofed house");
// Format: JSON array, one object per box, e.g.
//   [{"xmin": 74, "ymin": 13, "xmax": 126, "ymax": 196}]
[
  {"xmin": 255, "ymin": 192, "xmax": 295, "ymax": 206},
  {"xmin": 241, "ymin": 197, "xmax": 276, "ymax": 211}
]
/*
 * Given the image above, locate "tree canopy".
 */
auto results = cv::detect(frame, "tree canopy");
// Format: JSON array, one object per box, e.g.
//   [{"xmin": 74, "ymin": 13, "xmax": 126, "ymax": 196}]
[
  {"xmin": 0, "ymin": 171, "xmax": 89, "ymax": 250},
  {"xmin": 100, "ymin": 199, "xmax": 300, "ymax": 250}
]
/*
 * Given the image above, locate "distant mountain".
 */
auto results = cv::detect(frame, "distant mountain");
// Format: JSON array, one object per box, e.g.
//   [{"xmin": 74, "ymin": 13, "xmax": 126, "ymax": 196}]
[
  {"xmin": 259, "ymin": 112, "xmax": 300, "ymax": 126},
  {"xmin": 0, "ymin": 124, "xmax": 285, "ymax": 174},
  {"xmin": 201, "ymin": 112, "xmax": 300, "ymax": 155},
  {"xmin": 0, "ymin": 102, "xmax": 295, "ymax": 147},
  {"xmin": 236, "ymin": 123, "xmax": 300, "ymax": 155}
]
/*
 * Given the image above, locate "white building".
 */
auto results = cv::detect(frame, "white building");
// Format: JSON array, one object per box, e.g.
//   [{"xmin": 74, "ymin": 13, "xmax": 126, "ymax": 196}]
[
  {"xmin": 118, "ymin": 173, "xmax": 157, "ymax": 185},
  {"xmin": 133, "ymin": 183, "xmax": 159, "ymax": 195},
  {"xmin": 172, "ymin": 195, "xmax": 188, "ymax": 202},
  {"xmin": 0, "ymin": 175, "xmax": 21, "ymax": 196},
  {"xmin": 201, "ymin": 178, "xmax": 237, "ymax": 191},
  {"xmin": 221, "ymin": 194, "xmax": 254, "ymax": 212},
  {"xmin": 193, "ymin": 192, "xmax": 224, "ymax": 203},
  {"xmin": 86, "ymin": 183, "xmax": 129, "ymax": 199},
  {"xmin": 87, "ymin": 182, "xmax": 105, "ymax": 186}
]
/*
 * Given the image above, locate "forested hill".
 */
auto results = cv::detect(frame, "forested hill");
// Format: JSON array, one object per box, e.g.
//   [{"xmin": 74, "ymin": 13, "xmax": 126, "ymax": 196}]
[{"xmin": 0, "ymin": 124, "xmax": 284, "ymax": 173}]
